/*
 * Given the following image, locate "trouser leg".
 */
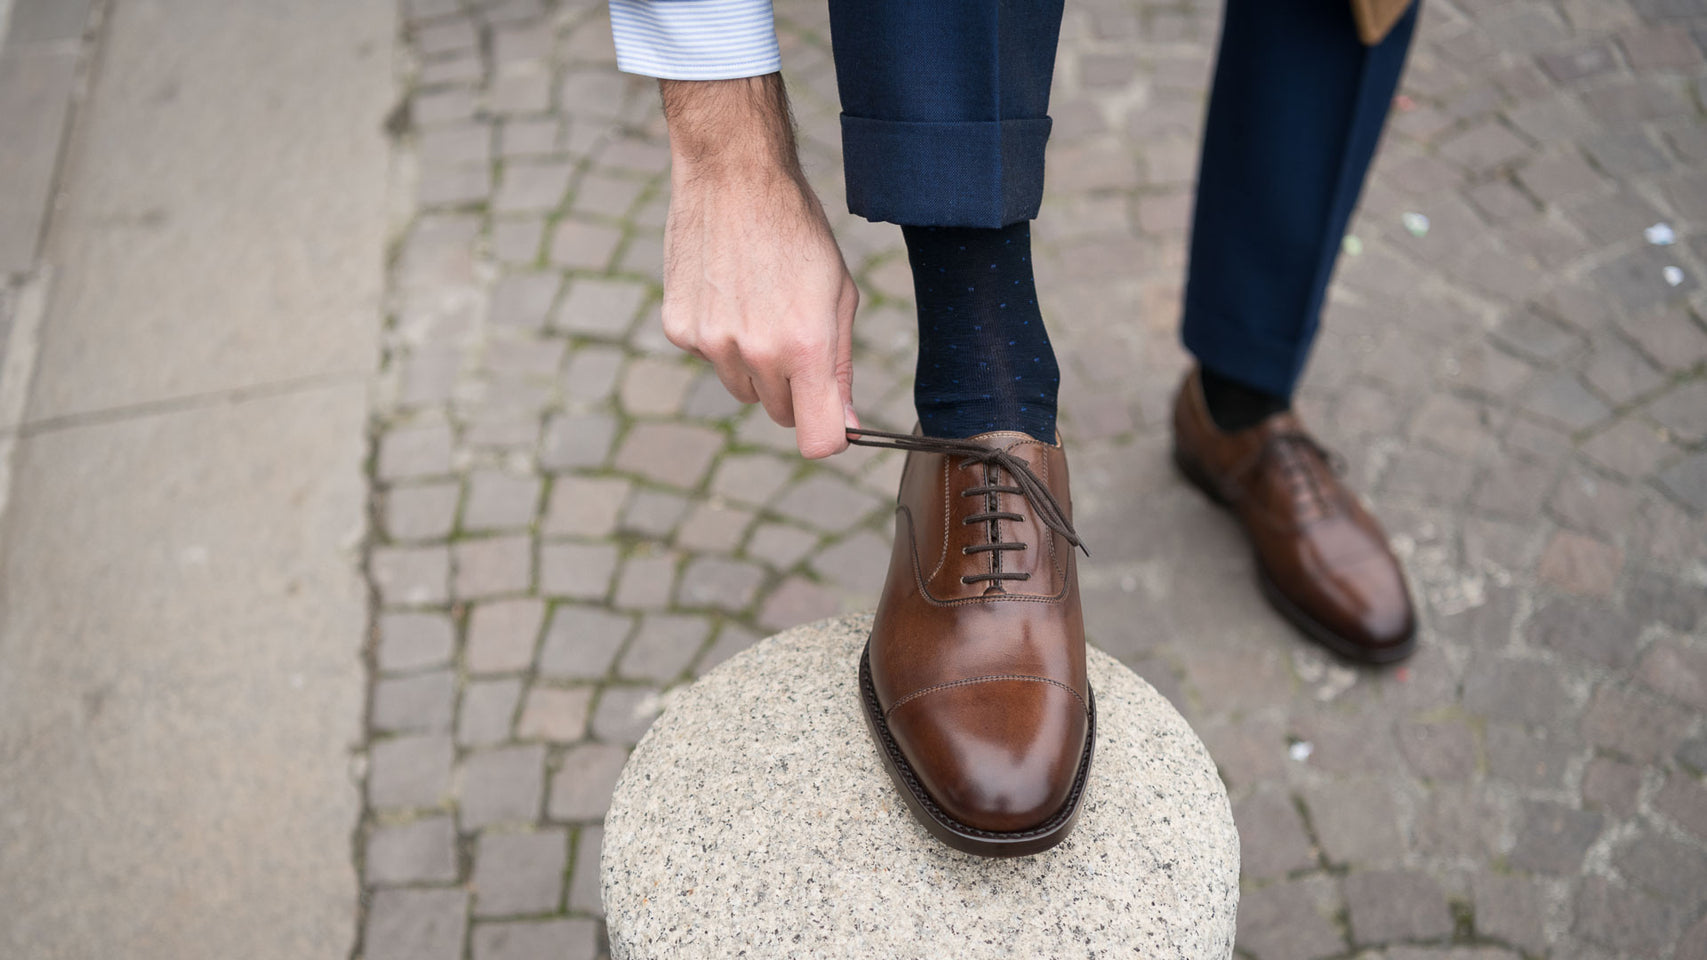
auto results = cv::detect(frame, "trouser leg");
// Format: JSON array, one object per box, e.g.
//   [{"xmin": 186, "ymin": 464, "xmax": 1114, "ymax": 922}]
[
  {"xmin": 1181, "ymin": 0, "xmax": 1419, "ymax": 398},
  {"xmin": 826, "ymin": 0, "xmax": 1066, "ymax": 228}
]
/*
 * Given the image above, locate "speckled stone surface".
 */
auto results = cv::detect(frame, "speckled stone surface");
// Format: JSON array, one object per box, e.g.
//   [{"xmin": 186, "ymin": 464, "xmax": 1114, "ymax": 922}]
[{"xmin": 602, "ymin": 614, "xmax": 1238, "ymax": 959}]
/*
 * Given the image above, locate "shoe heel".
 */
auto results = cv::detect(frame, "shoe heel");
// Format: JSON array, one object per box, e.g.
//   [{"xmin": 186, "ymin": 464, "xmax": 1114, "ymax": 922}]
[{"xmin": 1171, "ymin": 446, "xmax": 1229, "ymax": 507}]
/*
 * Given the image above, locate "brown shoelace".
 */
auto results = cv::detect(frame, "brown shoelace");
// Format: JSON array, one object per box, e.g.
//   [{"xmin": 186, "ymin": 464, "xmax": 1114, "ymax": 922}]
[
  {"xmin": 845, "ymin": 429, "xmax": 1088, "ymax": 575},
  {"xmin": 1262, "ymin": 432, "xmax": 1347, "ymax": 523}
]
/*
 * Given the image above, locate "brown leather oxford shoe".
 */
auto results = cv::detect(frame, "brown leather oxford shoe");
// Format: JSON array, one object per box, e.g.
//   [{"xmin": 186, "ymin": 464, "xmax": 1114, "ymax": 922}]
[
  {"xmin": 1171, "ymin": 368, "xmax": 1417, "ymax": 663},
  {"xmin": 847, "ymin": 427, "xmax": 1094, "ymax": 857}
]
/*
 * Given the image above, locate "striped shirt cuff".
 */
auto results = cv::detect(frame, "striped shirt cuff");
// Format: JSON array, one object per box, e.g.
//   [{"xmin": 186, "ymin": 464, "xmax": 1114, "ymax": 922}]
[{"xmin": 610, "ymin": 0, "xmax": 782, "ymax": 81}]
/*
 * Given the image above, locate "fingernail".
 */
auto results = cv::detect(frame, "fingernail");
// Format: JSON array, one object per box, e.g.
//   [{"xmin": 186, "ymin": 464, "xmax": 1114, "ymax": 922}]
[{"xmin": 844, "ymin": 402, "xmax": 859, "ymax": 430}]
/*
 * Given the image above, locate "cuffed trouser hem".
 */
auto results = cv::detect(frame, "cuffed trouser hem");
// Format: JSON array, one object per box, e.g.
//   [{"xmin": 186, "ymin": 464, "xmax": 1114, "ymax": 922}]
[
  {"xmin": 1181, "ymin": 300, "xmax": 1311, "ymax": 400},
  {"xmin": 841, "ymin": 115, "xmax": 1052, "ymax": 228}
]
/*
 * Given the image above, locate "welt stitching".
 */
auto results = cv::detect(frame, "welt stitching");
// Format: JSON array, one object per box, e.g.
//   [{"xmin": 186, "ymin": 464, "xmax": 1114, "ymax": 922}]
[{"xmin": 885, "ymin": 674, "xmax": 1089, "ymax": 717}]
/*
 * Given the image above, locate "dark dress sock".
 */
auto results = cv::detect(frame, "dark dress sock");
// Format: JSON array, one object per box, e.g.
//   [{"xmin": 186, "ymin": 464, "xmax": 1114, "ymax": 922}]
[
  {"xmin": 1200, "ymin": 365, "xmax": 1290, "ymax": 433},
  {"xmin": 904, "ymin": 222, "xmax": 1060, "ymax": 441}
]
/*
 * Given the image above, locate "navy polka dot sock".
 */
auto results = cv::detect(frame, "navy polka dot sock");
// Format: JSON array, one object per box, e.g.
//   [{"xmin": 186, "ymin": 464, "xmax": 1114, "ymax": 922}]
[{"xmin": 902, "ymin": 222, "xmax": 1060, "ymax": 442}]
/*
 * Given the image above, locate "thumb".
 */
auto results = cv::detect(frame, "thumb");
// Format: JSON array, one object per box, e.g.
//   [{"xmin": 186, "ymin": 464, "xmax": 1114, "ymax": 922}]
[{"xmin": 837, "ymin": 280, "xmax": 859, "ymax": 431}]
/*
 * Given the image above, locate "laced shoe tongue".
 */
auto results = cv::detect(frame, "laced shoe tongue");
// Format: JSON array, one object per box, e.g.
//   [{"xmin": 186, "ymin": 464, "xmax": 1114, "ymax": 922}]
[
  {"xmin": 845, "ymin": 428, "xmax": 1088, "ymax": 557},
  {"xmin": 1264, "ymin": 432, "xmax": 1343, "ymax": 522}
]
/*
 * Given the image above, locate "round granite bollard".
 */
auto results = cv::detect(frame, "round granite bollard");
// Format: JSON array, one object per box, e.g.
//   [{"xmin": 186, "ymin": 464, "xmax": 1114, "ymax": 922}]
[{"xmin": 602, "ymin": 614, "xmax": 1239, "ymax": 959}]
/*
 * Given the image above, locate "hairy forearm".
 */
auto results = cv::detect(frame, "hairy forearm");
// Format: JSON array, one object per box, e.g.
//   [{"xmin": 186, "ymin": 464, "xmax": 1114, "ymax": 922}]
[{"xmin": 659, "ymin": 74, "xmax": 802, "ymax": 181}]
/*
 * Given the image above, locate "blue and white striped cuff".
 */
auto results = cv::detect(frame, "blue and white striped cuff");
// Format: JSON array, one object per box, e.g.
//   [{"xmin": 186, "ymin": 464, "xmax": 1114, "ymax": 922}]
[{"xmin": 609, "ymin": 0, "xmax": 782, "ymax": 81}]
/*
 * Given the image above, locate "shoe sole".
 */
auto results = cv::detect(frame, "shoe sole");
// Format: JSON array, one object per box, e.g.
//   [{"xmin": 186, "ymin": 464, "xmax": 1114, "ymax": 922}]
[
  {"xmin": 1171, "ymin": 446, "xmax": 1417, "ymax": 665},
  {"xmin": 858, "ymin": 641, "xmax": 1095, "ymax": 858}
]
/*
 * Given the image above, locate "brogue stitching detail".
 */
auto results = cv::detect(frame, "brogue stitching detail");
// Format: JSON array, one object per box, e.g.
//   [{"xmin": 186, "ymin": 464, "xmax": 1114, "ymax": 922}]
[{"xmin": 885, "ymin": 674, "xmax": 1090, "ymax": 718}]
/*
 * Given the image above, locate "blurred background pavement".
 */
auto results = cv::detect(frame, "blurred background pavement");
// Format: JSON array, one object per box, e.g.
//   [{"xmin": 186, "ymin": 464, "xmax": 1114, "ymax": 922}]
[{"xmin": 1, "ymin": 0, "xmax": 1705, "ymax": 958}]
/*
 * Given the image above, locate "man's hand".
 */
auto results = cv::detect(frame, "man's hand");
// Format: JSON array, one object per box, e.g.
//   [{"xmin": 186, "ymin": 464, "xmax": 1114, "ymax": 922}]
[{"xmin": 659, "ymin": 75, "xmax": 859, "ymax": 460}]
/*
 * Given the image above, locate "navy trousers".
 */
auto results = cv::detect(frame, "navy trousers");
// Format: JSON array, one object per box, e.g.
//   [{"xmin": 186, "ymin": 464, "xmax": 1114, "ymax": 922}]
[{"xmin": 827, "ymin": 0, "xmax": 1419, "ymax": 398}]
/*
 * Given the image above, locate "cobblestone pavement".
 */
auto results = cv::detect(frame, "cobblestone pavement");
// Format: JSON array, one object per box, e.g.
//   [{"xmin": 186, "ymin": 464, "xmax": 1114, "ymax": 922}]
[{"xmin": 360, "ymin": 0, "xmax": 1707, "ymax": 957}]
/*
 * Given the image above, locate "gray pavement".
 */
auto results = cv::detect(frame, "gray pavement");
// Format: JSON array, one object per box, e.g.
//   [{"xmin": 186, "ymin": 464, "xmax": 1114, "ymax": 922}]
[
  {"xmin": 0, "ymin": 0, "xmax": 393, "ymax": 957},
  {"xmin": 366, "ymin": 0, "xmax": 1707, "ymax": 957}
]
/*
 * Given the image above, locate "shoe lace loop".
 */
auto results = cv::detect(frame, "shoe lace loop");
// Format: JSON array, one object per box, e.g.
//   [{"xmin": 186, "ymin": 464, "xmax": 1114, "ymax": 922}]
[
  {"xmin": 1261, "ymin": 432, "xmax": 1346, "ymax": 518},
  {"xmin": 845, "ymin": 428, "xmax": 1088, "ymax": 561}
]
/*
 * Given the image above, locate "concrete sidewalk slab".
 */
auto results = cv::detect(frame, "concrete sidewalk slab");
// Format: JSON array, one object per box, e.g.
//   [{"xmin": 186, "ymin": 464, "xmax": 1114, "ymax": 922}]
[
  {"xmin": 22, "ymin": 0, "xmax": 392, "ymax": 423},
  {"xmin": 0, "ymin": 384, "xmax": 367, "ymax": 958}
]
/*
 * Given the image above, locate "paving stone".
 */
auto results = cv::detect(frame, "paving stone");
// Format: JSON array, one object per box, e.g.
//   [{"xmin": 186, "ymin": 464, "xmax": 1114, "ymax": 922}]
[
  {"xmin": 1615, "ymin": 834, "xmax": 1707, "ymax": 905},
  {"xmin": 464, "ymin": 598, "xmax": 542, "ymax": 673},
  {"xmin": 378, "ymin": 424, "xmax": 461, "ymax": 480},
  {"xmin": 1518, "ymin": 372, "xmax": 1611, "ymax": 431},
  {"xmin": 1470, "ymin": 873, "xmax": 1546, "ymax": 956},
  {"xmin": 1646, "ymin": 379, "xmax": 1707, "ymax": 444},
  {"xmin": 472, "ymin": 828, "xmax": 567, "ymax": 917},
  {"xmin": 472, "ymin": 919, "xmax": 600, "ymax": 960},
  {"xmin": 1440, "ymin": 121, "xmax": 1532, "ymax": 174},
  {"xmin": 1628, "ymin": 567, "xmax": 1707, "ymax": 634},
  {"xmin": 1538, "ymin": 42, "xmax": 1618, "ymax": 82},
  {"xmin": 516, "ymin": 685, "xmax": 593, "ymax": 742},
  {"xmin": 1232, "ymin": 788, "xmax": 1316, "ymax": 880},
  {"xmin": 1583, "ymin": 683, "xmax": 1693, "ymax": 762},
  {"xmin": 1636, "ymin": 637, "xmax": 1707, "ymax": 710},
  {"xmin": 1508, "ymin": 800, "xmax": 1603, "ymax": 874},
  {"xmin": 1395, "ymin": 717, "xmax": 1477, "ymax": 782},
  {"xmin": 810, "ymin": 530, "xmax": 891, "ymax": 597},
  {"xmin": 1572, "ymin": 877, "xmax": 1675, "ymax": 956},
  {"xmin": 373, "ymin": 670, "xmax": 457, "ymax": 733},
  {"xmin": 771, "ymin": 473, "xmax": 884, "ymax": 533},
  {"xmin": 591, "ymin": 684, "xmax": 662, "ymax": 745},
  {"xmin": 548, "ymin": 219, "xmax": 623, "ymax": 271},
  {"xmin": 1235, "ymin": 878, "xmax": 1345, "ymax": 960},
  {"xmin": 459, "ymin": 745, "xmax": 546, "ymax": 829},
  {"xmin": 1302, "ymin": 780, "xmax": 1402, "ymax": 867},
  {"xmin": 1412, "ymin": 784, "xmax": 1507, "ymax": 861},
  {"xmin": 490, "ymin": 273, "xmax": 561, "ymax": 330},
  {"xmin": 549, "ymin": 743, "xmax": 630, "ymax": 820},
  {"xmin": 1462, "ymin": 656, "xmax": 1571, "ymax": 726},
  {"xmin": 378, "ymin": 612, "xmax": 458, "ymax": 673},
  {"xmin": 538, "ymin": 541, "xmax": 619, "ymax": 600},
  {"xmin": 369, "ymin": 735, "xmax": 454, "ymax": 810},
  {"xmin": 1657, "ymin": 453, "xmax": 1707, "ymax": 512},
  {"xmin": 1548, "ymin": 466, "xmax": 1642, "ymax": 544},
  {"xmin": 538, "ymin": 605, "xmax": 633, "ymax": 678},
  {"xmin": 562, "ymin": 344, "xmax": 625, "ymax": 402},
  {"xmin": 1536, "ymin": 530, "xmax": 1623, "ymax": 596},
  {"xmin": 501, "ymin": 117, "xmax": 562, "ymax": 156},
  {"xmin": 463, "ymin": 470, "xmax": 543, "ymax": 532},
  {"xmin": 746, "ymin": 522, "xmax": 820, "ymax": 570},
  {"xmin": 676, "ymin": 501, "xmax": 753, "ymax": 552},
  {"xmin": 491, "ymin": 217, "xmax": 546, "ymax": 264},
  {"xmin": 455, "ymin": 535, "xmax": 534, "ymax": 599},
  {"xmin": 618, "ymin": 356, "xmax": 695, "ymax": 416},
  {"xmin": 367, "ymin": 816, "xmax": 458, "ymax": 885},
  {"xmin": 458, "ymin": 678, "xmax": 523, "ymax": 748},
  {"xmin": 1657, "ymin": 772, "xmax": 1707, "ymax": 841},
  {"xmin": 489, "ymin": 71, "xmax": 552, "ymax": 116},
  {"xmin": 1525, "ymin": 596, "xmax": 1641, "ymax": 667},
  {"xmin": 386, "ymin": 482, "xmax": 461, "ymax": 541},
  {"xmin": 1581, "ymin": 419, "xmax": 1671, "ymax": 478},
  {"xmin": 493, "ymin": 159, "xmax": 573, "ymax": 214},
  {"xmin": 676, "ymin": 555, "xmax": 765, "ymax": 611},
  {"xmin": 1344, "ymin": 869, "xmax": 1455, "ymax": 945},
  {"xmin": 540, "ymin": 412, "xmax": 618, "ymax": 471},
  {"xmin": 611, "ymin": 550, "xmax": 677, "ymax": 609},
  {"xmin": 365, "ymin": 888, "xmax": 468, "ymax": 960},
  {"xmin": 614, "ymin": 423, "xmax": 724, "ymax": 489},
  {"xmin": 709, "ymin": 453, "xmax": 797, "ymax": 507},
  {"xmin": 681, "ymin": 370, "xmax": 746, "ymax": 420},
  {"xmin": 569, "ymin": 826, "xmax": 604, "ymax": 915},
  {"xmin": 373, "ymin": 545, "xmax": 452, "ymax": 607},
  {"xmin": 543, "ymin": 476, "xmax": 630, "ymax": 536},
  {"xmin": 620, "ymin": 489, "xmax": 690, "ymax": 539},
  {"xmin": 1594, "ymin": 248, "xmax": 1700, "ymax": 316},
  {"xmin": 1582, "ymin": 756, "xmax": 1643, "ymax": 817},
  {"xmin": 1484, "ymin": 723, "xmax": 1575, "ymax": 790},
  {"xmin": 618, "ymin": 614, "xmax": 710, "ymax": 682}
]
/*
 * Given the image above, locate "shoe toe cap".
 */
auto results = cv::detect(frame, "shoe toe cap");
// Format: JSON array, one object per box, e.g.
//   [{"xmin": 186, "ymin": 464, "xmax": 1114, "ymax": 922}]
[{"xmin": 885, "ymin": 678, "xmax": 1088, "ymax": 834}]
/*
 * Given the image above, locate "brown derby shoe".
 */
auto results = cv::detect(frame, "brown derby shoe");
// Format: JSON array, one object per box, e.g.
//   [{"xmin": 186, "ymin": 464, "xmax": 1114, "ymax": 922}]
[
  {"xmin": 1171, "ymin": 368, "xmax": 1417, "ymax": 663},
  {"xmin": 848, "ymin": 427, "xmax": 1094, "ymax": 858}
]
